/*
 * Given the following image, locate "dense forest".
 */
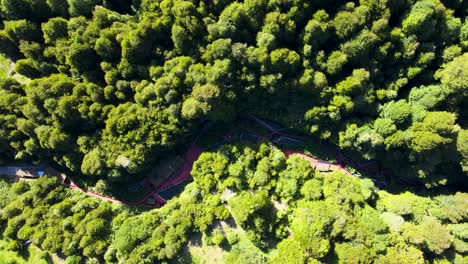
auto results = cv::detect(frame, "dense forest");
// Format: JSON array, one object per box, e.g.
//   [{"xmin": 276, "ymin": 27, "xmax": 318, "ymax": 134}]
[
  {"xmin": 1, "ymin": 144, "xmax": 467, "ymax": 263},
  {"xmin": 0, "ymin": 0, "xmax": 466, "ymax": 187},
  {"xmin": 0, "ymin": 0, "xmax": 467, "ymax": 263}
]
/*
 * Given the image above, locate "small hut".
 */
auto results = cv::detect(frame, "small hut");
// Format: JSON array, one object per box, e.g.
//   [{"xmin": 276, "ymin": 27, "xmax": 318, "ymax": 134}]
[
  {"xmin": 0, "ymin": 165, "xmax": 62, "ymax": 181},
  {"xmin": 15, "ymin": 168, "xmax": 44, "ymax": 178},
  {"xmin": 16, "ymin": 166, "xmax": 63, "ymax": 179},
  {"xmin": 315, "ymin": 160, "xmax": 332, "ymax": 172}
]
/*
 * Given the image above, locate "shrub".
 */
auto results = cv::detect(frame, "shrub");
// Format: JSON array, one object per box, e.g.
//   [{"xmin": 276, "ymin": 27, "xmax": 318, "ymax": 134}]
[
  {"xmin": 6, "ymin": 240, "xmax": 22, "ymax": 252},
  {"xmin": 226, "ymin": 231, "xmax": 240, "ymax": 245}
]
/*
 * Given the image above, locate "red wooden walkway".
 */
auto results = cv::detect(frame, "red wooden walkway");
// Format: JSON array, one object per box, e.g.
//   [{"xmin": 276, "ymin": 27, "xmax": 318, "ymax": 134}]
[{"xmin": 61, "ymin": 115, "xmax": 387, "ymax": 207}]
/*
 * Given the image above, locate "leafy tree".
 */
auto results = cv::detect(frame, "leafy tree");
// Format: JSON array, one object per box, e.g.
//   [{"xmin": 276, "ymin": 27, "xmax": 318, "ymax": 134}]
[
  {"xmin": 228, "ymin": 191, "xmax": 271, "ymax": 227},
  {"xmin": 224, "ymin": 243, "xmax": 266, "ymax": 264},
  {"xmin": 340, "ymin": 29, "xmax": 380, "ymax": 63},
  {"xmin": 14, "ymin": 58, "xmax": 40, "ymax": 78},
  {"xmin": 381, "ymin": 100, "xmax": 412, "ymax": 125},
  {"xmin": 276, "ymin": 154, "xmax": 313, "ymax": 201},
  {"xmin": 333, "ymin": 8, "xmax": 366, "ymax": 39},
  {"xmin": 4, "ymin": 20, "xmax": 42, "ymax": 43},
  {"xmin": 181, "ymin": 97, "xmax": 206, "ymax": 119},
  {"xmin": 0, "ymin": 4, "xmax": 466, "ymax": 263},
  {"xmin": 66, "ymin": 43, "xmax": 100, "ymax": 73},
  {"xmin": 340, "ymin": 124, "xmax": 384, "ymax": 159},
  {"xmin": 270, "ymin": 238, "xmax": 306, "ymax": 264},
  {"xmin": 401, "ymin": 0, "xmax": 438, "ymax": 39},
  {"xmin": 380, "ymin": 212, "xmax": 405, "ymax": 232},
  {"xmin": 202, "ymin": 38, "xmax": 232, "ymax": 62},
  {"xmin": 377, "ymin": 245, "xmax": 425, "ymax": 264},
  {"xmin": 0, "ymin": 31, "xmax": 22, "ymax": 59},
  {"xmin": 374, "ymin": 118, "xmax": 397, "ymax": 137},
  {"xmin": 377, "ymin": 191, "xmax": 434, "ymax": 222},
  {"xmin": 435, "ymin": 53, "xmax": 468, "ymax": 97},
  {"xmin": 457, "ymin": 130, "xmax": 468, "ymax": 172},
  {"xmin": 42, "ymin": 17, "xmax": 68, "ymax": 44},
  {"xmin": 408, "ymin": 111, "xmax": 457, "ymax": 154},
  {"xmin": 121, "ymin": 14, "xmax": 170, "ymax": 65},
  {"xmin": 403, "ymin": 217, "xmax": 453, "ymax": 255},
  {"xmin": 409, "ymin": 85, "xmax": 447, "ymax": 110},
  {"xmin": 302, "ymin": 10, "xmax": 331, "ymax": 53},
  {"xmin": 261, "ymin": 11, "xmax": 295, "ymax": 45},
  {"xmin": 269, "ymin": 48, "xmax": 300, "ymax": 76},
  {"xmin": 336, "ymin": 68, "xmax": 370, "ymax": 95},
  {"xmin": 1, "ymin": 0, "xmax": 52, "ymax": 21},
  {"xmin": 291, "ymin": 200, "xmax": 334, "ymax": 258},
  {"xmin": 67, "ymin": 0, "xmax": 101, "ymax": 17},
  {"xmin": 334, "ymin": 242, "xmax": 375, "ymax": 264},
  {"xmin": 6, "ymin": 240, "xmax": 22, "ymax": 251},
  {"xmin": 461, "ymin": 20, "xmax": 468, "ymax": 49},
  {"xmin": 326, "ymin": 51, "xmax": 347, "ymax": 75},
  {"xmin": 323, "ymin": 171, "xmax": 375, "ymax": 206},
  {"xmin": 431, "ymin": 192, "xmax": 468, "ymax": 224},
  {"xmin": 47, "ymin": 0, "xmax": 69, "ymax": 17}
]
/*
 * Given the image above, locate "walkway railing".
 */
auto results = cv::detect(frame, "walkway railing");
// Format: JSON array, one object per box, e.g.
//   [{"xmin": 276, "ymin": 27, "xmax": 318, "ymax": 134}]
[{"xmin": 56, "ymin": 114, "xmax": 399, "ymax": 206}]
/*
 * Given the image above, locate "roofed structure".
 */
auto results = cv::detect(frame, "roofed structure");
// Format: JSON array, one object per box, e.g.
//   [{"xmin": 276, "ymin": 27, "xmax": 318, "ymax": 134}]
[
  {"xmin": 16, "ymin": 168, "xmax": 44, "ymax": 178},
  {"xmin": 315, "ymin": 160, "xmax": 332, "ymax": 172},
  {"xmin": 0, "ymin": 165, "xmax": 61, "ymax": 180}
]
